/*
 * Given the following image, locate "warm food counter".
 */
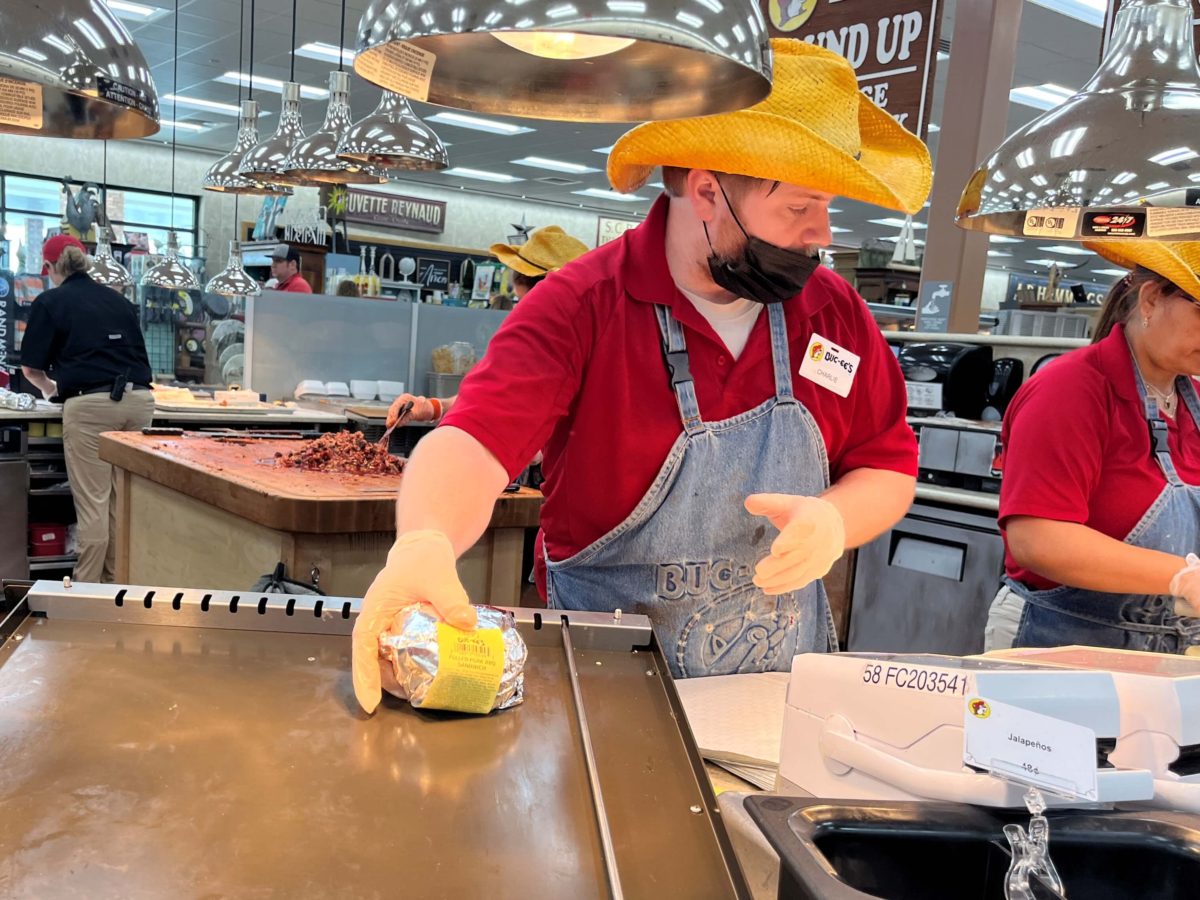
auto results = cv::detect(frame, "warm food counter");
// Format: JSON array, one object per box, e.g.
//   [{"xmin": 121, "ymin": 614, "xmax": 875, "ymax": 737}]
[{"xmin": 98, "ymin": 432, "xmax": 541, "ymax": 602}]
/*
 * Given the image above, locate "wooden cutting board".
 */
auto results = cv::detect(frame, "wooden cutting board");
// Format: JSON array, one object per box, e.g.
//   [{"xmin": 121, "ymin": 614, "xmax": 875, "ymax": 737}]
[
  {"xmin": 99, "ymin": 432, "xmax": 541, "ymax": 534},
  {"xmin": 344, "ymin": 405, "xmax": 389, "ymax": 420}
]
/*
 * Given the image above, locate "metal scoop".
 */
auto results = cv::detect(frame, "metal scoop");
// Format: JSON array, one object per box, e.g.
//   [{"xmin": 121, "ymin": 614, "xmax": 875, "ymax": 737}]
[{"xmin": 377, "ymin": 400, "xmax": 414, "ymax": 449}]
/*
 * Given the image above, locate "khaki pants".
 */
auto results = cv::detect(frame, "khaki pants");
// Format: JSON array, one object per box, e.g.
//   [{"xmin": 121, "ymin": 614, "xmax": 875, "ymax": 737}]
[
  {"xmin": 63, "ymin": 391, "xmax": 156, "ymax": 583},
  {"xmin": 983, "ymin": 584, "xmax": 1025, "ymax": 652}
]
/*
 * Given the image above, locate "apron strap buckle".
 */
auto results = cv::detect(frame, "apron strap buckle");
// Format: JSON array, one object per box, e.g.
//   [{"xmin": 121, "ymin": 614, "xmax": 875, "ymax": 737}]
[
  {"xmin": 1149, "ymin": 417, "xmax": 1171, "ymax": 455},
  {"xmin": 664, "ymin": 349, "xmax": 693, "ymax": 388}
]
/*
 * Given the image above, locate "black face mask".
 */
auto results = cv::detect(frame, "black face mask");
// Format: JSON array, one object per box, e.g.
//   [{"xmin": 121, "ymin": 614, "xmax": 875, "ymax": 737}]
[{"xmin": 705, "ymin": 180, "xmax": 821, "ymax": 304}]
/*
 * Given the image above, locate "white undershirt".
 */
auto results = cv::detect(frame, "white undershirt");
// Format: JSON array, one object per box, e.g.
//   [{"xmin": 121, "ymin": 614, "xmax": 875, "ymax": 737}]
[{"xmin": 678, "ymin": 287, "xmax": 762, "ymax": 360}]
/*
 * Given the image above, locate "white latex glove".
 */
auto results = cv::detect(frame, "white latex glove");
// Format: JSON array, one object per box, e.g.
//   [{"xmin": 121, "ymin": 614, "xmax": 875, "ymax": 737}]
[
  {"xmin": 352, "ymin": 530, "xmax": 477, "ymax": 714},
  {"xmin": 745, "ymin": 494, "xmax": 845, "ymax": 596},
  {"xmin": 386, "ymin": 393, "xmax": 438, "ymax": 428},
  {"xmin": 1169, "ymin": 553, "xmax": 1200, "ymax": 617}
]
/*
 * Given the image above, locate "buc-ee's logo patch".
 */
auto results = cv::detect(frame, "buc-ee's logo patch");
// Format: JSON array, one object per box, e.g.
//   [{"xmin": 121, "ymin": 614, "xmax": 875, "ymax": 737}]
[
  {"xmin": 769, "ymin": 0, "xmax": 818, "ymax": 32},
  {"xmin": 969, "ymin": 698, "xmax": 992, "ymax": 719},
  {"xmin": 809, "ymin": 342, "xmax": 825, "ymax": 362}
]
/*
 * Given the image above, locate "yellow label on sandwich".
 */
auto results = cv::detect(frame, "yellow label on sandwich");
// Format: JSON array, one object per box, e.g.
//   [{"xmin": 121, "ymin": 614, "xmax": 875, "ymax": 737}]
[{"xmin": 422, "ymin": 623, "xmax": 506, "ymax": 714}]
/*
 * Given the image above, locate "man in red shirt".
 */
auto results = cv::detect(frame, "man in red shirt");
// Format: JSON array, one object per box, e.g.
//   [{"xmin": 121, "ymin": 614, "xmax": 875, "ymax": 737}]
[
  {"xmin": 269, "ymin": 245, "xmax": 312, "ymax": 293},
  {"xmin": 352, "ymin": 40, "xmax": 932, "ymax": 711}
]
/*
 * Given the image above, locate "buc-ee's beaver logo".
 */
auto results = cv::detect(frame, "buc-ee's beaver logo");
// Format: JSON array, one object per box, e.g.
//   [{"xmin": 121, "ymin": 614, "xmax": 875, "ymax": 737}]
[
  {"xmin": 769, "ymin": 0, "xmax": 818, "ymax": 31},
  {"xmin": 969, "ymin": 698, "xmax": 991, "ymax": 719},
  {"xmin": 809, "ymin": 342, "xmax": 825, "ymax": 362}
]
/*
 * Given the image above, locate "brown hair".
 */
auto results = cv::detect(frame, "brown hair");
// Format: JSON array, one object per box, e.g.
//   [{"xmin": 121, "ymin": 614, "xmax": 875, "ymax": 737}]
[
  {"xmin": 53, "ymin": 245, "xmax": 90, "ymax": 279},
  {"xmin": 511, "ymin": 272, "xmax": 543, "ymax": 292},
  {"xmin": 661, "ymin": 166, "xmax": 779, "ymax": 201},
  {"xmin": 1092, "ymin": 266, "xmax": 1179, "ymax": 342}
]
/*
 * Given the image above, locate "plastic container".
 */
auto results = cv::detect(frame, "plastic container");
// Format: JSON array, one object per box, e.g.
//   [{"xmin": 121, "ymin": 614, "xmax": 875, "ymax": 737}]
[
  {"xmin": 294, "ymin": 380, "xmax": 326, "ymax": 399},
  {"xmin": 350, "ymin": 380, "xmax": 379, "ymax": 400},
  {"xmin": 29, "ymin": 523, "xmax": 67, "ymax": 558},
  {"xmin": 449, "ymin": 342, "xmax": 476, "ymax": 374},
  {"xmin": 324, "ymin": 382, "xmax": 351, "ymax": 397},
  {"xmin": 378, "ymin": 380, "xmax": 405, "ymax": 402},
  {"xmin": 428, "ymin": 373, "xmax": 464, "ymax": 397}
]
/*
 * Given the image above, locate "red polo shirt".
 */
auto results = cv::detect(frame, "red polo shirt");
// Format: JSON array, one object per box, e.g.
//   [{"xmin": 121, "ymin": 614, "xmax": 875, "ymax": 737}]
[
  {"xmin": 1000, "ymin": 323, "xmax": 1200, "ymax": 589},
  {"xmin": 278, "ymin": 273, "xmax": 312, "ymax": 293},
  {"xmin": 442, "ymin": 194, "xmax": 916, "ymax": 589}
]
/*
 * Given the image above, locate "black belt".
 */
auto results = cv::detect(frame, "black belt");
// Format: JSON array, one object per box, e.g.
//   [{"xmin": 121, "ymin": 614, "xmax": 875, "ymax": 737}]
[{"xmin": 72, "ymin": 383, "xmax": 152, "ymax": 398}]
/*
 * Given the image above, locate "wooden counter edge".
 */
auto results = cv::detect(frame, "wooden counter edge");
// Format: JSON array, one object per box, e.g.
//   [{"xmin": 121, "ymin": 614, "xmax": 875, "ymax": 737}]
[{"xmin": 99, "ymin": 432, "xmax": 542, "ymax": 533}]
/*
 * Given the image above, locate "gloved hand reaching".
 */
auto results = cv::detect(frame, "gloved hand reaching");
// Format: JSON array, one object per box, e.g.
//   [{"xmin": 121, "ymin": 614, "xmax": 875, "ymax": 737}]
[
  {"xmin": 745, "ymin": 493, "xmax": 845, "ymax": 596},
  {"xmin": 1169, "ymin": 552, "xmax": 1200, "ymax": 617},
  {"xmin": 352, "ymin": 530, "xmax": 477, "ymax": 714},
  {"xmin": 385, "ymin": 393, "xmax": 442, "ymax": 428}
]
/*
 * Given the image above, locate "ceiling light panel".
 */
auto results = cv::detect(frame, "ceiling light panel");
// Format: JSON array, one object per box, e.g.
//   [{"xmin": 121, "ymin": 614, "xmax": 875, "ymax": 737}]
[
  {"xmin": 1042, "ymin": 245, "xmax": 1094, "ymax": 255},
  {"xmin": 426, "ymin": 112, "xmax": 535, "ymax": 135},
  {"xmin": 573, "ymin": 188, "xmax": 649, "ymax": 202},
  {"xmin": 442, "ymin": 167, "xmax": 524, "ymax": 183},
  {"xmin": 869, "ymin": 218, "xmax": 927, "ymax": 229},
  {"xmin": 164, "ymin": 93, "xmax": 242, "ymax": 115},
  {"xmin": 1026, "ymin": 258, "xmax": 1083, "ymax": 267},
  {"xmin": 1027, "ymin": 0, "xmax": 1107, "ymax": 28},
  {"xmin": 511, "ymin": 157, "xmax": 599, "ymax": 174},
  {"xmin": 296, "ymin": 42, "xmax": 355, "ymax": 65},
  {"xmin": 216, "ymin": 72, "xmax": 328, "ymax": 99},
  {"xmin": 107, "ymin": 0, "xmax": 168, "ymax": 21},
  {"xmin": 1009, "ymin": 82, "xmax": 1076, "ymax": 110}
]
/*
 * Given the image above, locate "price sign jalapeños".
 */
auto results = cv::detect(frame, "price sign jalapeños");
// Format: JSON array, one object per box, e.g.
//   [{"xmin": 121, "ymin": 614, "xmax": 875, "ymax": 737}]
[
  {"xmin": 861, "ymin": 662, "xmax": 969, "ymax": 696},
  {"xmin": 962, "ymin": 696, "xmax": 1100, "ymax": 801}
]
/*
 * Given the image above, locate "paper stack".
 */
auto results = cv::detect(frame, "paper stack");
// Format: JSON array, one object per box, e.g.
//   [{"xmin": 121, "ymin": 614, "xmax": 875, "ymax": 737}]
[{"xmin": 675, "ymin": 671, "xmax": 789, "ymax": 791}]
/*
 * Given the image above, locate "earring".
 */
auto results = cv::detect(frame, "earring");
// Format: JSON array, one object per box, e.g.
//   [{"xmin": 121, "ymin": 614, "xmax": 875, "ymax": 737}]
[{"xmin": 1143, "ymin": 316, "xmax": 1150, "ymax": 328}]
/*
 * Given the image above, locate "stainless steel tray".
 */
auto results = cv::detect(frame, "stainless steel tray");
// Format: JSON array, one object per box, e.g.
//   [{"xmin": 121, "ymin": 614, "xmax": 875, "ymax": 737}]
[{"xmin": 0, "ymin": 581, "xmax": 748, "ymax": 899}]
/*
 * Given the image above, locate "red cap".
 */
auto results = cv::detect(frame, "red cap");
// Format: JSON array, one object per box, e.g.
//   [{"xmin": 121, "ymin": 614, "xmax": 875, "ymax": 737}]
[{"xmin": 41, "ymin": 234, "xmax": 87, "ymax": 274}]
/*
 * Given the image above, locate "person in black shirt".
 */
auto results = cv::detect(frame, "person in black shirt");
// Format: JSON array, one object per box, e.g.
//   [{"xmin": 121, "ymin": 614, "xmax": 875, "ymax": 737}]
[{"xmin": 21, "ymin": 234, "xmax": 155, "ymax": 583}]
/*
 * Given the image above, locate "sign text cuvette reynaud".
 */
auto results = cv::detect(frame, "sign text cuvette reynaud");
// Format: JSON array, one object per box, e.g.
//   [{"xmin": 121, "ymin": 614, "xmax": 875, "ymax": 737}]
[
  {"xmin": 341, "ymin": 187, "xmax": 447, "ymax": 234},
  {"xmin": 762, "ymin": 0, "xmax": 943, "ymax": 139}
]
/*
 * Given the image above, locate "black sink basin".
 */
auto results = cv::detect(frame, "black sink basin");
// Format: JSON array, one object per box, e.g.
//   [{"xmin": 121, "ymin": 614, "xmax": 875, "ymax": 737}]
[{"xmin": 746, "ymin": 796, "xmax": 1200, "ymax": 900}]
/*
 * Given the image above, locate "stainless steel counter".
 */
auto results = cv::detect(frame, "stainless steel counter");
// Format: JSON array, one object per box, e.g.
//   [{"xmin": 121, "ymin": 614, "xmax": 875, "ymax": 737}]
[
  {"xmin": 0, "ymin": 583, "xmax": 748, "ymax": 899},
  {"xmin": 915, "ymin": 484, "xmax": 1000, "ymax": 512},
  {"xmin": 0, "ymin": 406, "xmax": 347, "ymax": 425}
]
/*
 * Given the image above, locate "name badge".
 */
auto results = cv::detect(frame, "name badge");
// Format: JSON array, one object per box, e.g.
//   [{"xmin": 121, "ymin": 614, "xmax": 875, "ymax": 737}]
[{"xmin": 799, "ymin": 333, "xmax": 859, "ymax": 398}]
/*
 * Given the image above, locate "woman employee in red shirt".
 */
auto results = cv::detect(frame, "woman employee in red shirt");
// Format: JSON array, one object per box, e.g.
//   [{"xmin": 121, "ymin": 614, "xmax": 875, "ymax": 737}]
[{"xmin": 987, "ymin": 240, "xmax": 1200, "ymax": 653}]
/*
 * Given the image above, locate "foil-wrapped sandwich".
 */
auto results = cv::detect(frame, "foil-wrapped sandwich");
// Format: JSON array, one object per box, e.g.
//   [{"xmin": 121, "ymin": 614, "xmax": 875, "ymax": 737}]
[{"xmin": 380, "ymin": 605, "xmax": 527, "ymax": 714}]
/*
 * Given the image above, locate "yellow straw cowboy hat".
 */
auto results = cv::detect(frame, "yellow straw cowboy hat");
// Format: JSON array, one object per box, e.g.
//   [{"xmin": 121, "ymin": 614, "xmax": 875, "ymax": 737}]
[
  {"xmin": 1084, "ymin": 240, "xmax": 1200, "ymax": 302},
  {"xmin": 607, "ymin": 39, "xmax": 932, "ymax": 215},
  {"xmin": 490, "ymin": 225, "xmax": 590, "ymax": 278}
]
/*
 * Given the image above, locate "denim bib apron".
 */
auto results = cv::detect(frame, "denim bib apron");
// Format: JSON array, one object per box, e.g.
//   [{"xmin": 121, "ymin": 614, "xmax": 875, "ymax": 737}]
[
  {"xmin": 545, "ymin": 302, "xmax": 838, "ymax": 678},
  {"xmin": 1012, "ymin": 369, "xmax": 1200, "ymax": 653}
]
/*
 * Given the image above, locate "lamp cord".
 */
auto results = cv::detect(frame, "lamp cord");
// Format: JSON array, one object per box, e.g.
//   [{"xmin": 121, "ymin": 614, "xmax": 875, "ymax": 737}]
[
  {"xmin": 237, "ymin": 0, "xmax": 245, "ymax": 103},
  {"xmin": 249, "ymin": 0, "xmax": 256, "ymax": 99},
  {"xmin": 290, "ymin": 0, "xmax": 298, "ymax": 82},
  {"xmin": 170, "ymin": 0, "xmax": 179, "ymax": 233},
  {"xmin": 232, "ymin": 0, "xmax": 245, "ymax": 239},
  {"xmin": 338, "ymin": 0, "xmax": 347, "ymax": 71}
]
